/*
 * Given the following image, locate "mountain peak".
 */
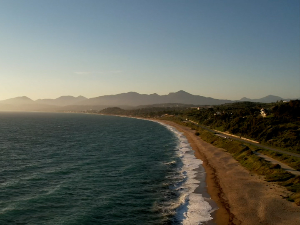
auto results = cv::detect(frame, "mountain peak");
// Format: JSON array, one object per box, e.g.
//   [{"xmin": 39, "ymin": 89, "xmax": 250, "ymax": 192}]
[
  {"xmin": 35, "ymin": 95, "xmax": 88, "ymax": 106},
  {"xmin": 177, "ymin": 90, "xmax": 189, "ymax": 94},
  {"xmin": 239, "ymin": 95, "xmax": 284, "ymax": 103},
  {"xmin": 240, "ymin": 97, "xmax": 251, "ymax": 101},
  {"xmin": 169, "ymin": 90, "xmax": 191, "ymax": 95},
  {"xmin": 0, "ymin": 96, "xmax": 34, "ymax": 104},
  {"xmin": 19, "ymin": 96, "xmax": 32, "ymax": 100},
  {"xmin": 264, "ymin": 95, "xmax": 281, "ymax": 98},
  {"xmin": 122, "ymin": 92, "xmax": 140, "ymax": 96}
]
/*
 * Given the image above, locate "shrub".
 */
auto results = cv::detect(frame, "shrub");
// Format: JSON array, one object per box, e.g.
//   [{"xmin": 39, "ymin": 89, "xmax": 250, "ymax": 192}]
[
  {"xmin": 194, "ymin": 125, "xmax": 300, "ymax": 205},
  {"xmin": 271, "ymin": 164, "xmax": 281, "ymax": 169},
  {"xmin": 265, "ymin": 172, "xmax": 294, "ymax": 182},
  {"xmin": 289, "ymin": 193, "xmax": 300, "ymax": 206}
]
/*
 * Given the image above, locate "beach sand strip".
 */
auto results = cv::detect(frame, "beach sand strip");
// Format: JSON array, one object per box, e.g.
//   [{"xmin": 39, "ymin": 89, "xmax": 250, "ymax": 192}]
[{"xmin": 158, "ymin": 120, "xmax": 300, "ymax": 225}]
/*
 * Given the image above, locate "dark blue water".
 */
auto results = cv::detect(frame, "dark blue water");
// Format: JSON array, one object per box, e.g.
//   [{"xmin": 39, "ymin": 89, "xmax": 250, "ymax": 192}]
[{"xmin": 0, "ymin": 112, "xmax": 185, "ymax": 225}]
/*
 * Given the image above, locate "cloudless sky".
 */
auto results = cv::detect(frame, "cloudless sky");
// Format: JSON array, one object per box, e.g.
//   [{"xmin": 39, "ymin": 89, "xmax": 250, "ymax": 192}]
[{"xmin": 0, "ymin": 0, "xmax": 299, "ymax": 100}]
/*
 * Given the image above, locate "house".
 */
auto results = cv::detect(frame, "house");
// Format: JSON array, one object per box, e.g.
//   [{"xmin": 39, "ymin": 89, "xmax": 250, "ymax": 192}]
[
  {"xmin": 260, "ymin": 108, "xmax": 267, "ymax": 117},
  {"xmin": 214, "ymin": 111, "xmax": 221, "ymax": 116}
]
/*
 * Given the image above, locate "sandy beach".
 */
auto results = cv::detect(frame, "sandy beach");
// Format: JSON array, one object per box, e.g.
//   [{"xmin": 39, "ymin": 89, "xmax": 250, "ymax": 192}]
[{"xmin": 158, "ymin": 120, "xmax": 300, "ymax": 225}]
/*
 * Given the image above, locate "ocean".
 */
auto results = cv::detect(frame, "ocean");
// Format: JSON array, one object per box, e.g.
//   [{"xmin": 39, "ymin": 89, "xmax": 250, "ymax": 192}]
[{"xmin": 0, "ymin": 112, "xmax": 214, "ymax": 224}]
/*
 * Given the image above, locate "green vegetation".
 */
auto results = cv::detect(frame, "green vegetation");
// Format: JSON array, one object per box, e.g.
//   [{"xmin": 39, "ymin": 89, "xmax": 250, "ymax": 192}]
[
  {"xmin": 99, "ymin": 100, "xmax": 300, "ymax": 154},
  {"xmin": 95, "ymin": 100, "xmax": 300, "ymax": 205},
  {"xmin": 255, "ymin": 149, "xmax": 300, "ymax": 171},
  {"xmin": 281, "ymin": 177, "xmax": 300, "ymax": 205},
  {"xmin": 194, "ymin": 126, "xmax": 300, "ymax": 205},
  {"xmin": 184, "ymin": 100, "xmax": 300, "ymax": 154},
  {"xmin": 197, "ymin": 127, "xmax": 294, "ymax": 180},
  {"xmin": 100, "ymin": 106, "xmax": 187, "ymax": 118},
  {"xmin": 152, "ymin": 115, "xmax": 300, "ymax": 205}
]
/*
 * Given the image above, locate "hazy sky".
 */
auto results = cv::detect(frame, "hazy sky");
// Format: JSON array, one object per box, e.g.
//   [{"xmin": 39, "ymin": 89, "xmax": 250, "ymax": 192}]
[{"xmin": 0, "ymin": 0, "xmax": 299, "ymax": 100}]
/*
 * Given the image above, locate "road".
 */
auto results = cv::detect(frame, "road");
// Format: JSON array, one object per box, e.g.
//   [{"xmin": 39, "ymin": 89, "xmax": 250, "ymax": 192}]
[
  {"xmin": 187, "ymin": 120, "xmax": 300, "ymax": 158},
  {"xmin": 185, "ymin": 119, "xmax": 300, "ymax": 175}
]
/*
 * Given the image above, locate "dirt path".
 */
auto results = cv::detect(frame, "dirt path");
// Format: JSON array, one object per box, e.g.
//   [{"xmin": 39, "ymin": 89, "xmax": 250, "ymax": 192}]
[{"xmin": 253, "ymin": 151, "xmax": 300, "ymax": 176}]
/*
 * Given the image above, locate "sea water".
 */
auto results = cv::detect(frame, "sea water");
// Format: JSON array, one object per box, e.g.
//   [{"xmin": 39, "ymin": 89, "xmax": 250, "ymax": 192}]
[{"xmin": 0, "ymin": 112, "xmax": 214, "ymax": 224}]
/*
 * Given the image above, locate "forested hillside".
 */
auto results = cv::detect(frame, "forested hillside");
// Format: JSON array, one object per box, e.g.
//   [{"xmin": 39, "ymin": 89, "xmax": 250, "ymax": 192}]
[
  {"xmin": 99, "ymin": 100, "xmax": 300, "ymax": 153},
  {"xmin": 185, "ymin": 101, "xmax": 300, "ymax": 153}
]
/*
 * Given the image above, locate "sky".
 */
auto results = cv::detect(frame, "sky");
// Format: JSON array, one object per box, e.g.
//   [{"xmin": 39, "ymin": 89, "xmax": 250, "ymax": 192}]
[{"xmin": 0, "ymin": 0, "xmax": 299, "ymax": 100}]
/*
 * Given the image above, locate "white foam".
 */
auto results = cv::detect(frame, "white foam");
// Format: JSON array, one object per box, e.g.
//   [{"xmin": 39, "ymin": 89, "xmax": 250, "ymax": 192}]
[
  {"xmin": 182, "ymin": 193, "xmax": 213, "ymax": 225},
  {"xmin": 156, "ymin": 122, "xmax": 214, "ymax": 225},
  {"xmin": 118, "ymin": 117, "xmax": 215, "ymax": 224},
  {"xmin": 164, "ymin": 160, "xmax": 177, "ymax": 165}
]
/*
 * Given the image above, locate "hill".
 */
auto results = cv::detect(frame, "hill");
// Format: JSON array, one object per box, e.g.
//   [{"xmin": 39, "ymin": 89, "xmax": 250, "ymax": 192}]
[
  {"xmin": 80, "ymin": 90, "xmax": 232, "ymax": 106},
  {"xmin": 0, "ymin": 96, "xmax": 34, "ymax": 105},
  {"xmin": 36, "ymin": 96, "xmax": 87, "ymax": 106},
  {"xmin": 239, "ymin": 95, "xmax": 290, "ymax": 103}
]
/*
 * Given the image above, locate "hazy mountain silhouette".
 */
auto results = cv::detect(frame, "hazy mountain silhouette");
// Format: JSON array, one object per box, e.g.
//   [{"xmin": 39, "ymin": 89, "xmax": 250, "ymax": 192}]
[
  {"xmin": 80, "ymin": 90, "xmax": 232, "ymax": 106},
  {"xmin": 0, "ymin": 91, "xmax": 293, "ymax": 112},
  {"xmin": 0, "ymin": 96, "xmax": 60, "ymax": 111},
  {"xmin": 239, "ymin": 95, "xmax": 287, "ymax": 103},
  {"xmin": 36, "ymin": 96, "xmax": 87, "ymax": 106},
  {"xmin": 0, "ymin": 96, "xmax": 35, "ymax": 105}
]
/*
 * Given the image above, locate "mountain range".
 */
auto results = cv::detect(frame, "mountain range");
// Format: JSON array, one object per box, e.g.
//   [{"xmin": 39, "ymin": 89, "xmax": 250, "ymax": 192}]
[
  {"xmin": 239, "ymin": 95, "xmax": 288, "ymax": 103},
  {"xmin": 36, "ymin": 96, "xmax": 87, "ymax": 106},
  {"xmin": 0, "ymin": 91, "xmax": 295, "ymax": 112}
]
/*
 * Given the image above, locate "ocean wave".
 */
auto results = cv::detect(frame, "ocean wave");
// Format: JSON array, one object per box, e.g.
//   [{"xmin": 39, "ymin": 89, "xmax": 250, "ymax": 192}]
[
  {"xmin": 164, "ymin": 160, "xmax": 177, "ymax": 166},
  {"xmin": 155, "ymin": 122, "xmax": 214, "ymax": 225}
]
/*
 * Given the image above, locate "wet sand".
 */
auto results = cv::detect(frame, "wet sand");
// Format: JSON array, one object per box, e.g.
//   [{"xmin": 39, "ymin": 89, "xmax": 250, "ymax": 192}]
[{"xmin": 158, "ymin": 120, "xmax": 300, "ymax": 225}]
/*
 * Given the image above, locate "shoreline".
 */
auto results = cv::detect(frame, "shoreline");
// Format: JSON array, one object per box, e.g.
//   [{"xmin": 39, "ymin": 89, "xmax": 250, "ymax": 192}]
[
  {"xmin": 157, "ymin": 119, "xmax": 300, "ymax": 225},
  {"xmin": 73, "ymin": 114, "xmax": 300, "ymax": 224},
  {"xmin": 103, "ymin": 114, "xmax": 225, "ymax": 223},
  {"xmin": 100, "ymin": 114, "xmax": 233, "ymax": 223},
  {"xmin": 157, "ymin": 120, "xmax": 232, "ymax": 224},
  {"xmin": 159, "ymin": 121, "xmax": 216, "ymax": 224}
]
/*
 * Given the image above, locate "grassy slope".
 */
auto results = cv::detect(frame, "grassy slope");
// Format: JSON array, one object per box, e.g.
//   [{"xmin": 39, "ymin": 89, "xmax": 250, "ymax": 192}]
[{"xmin": 164, "ymin": 118, "xmax": 300, "ymax": 206}]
